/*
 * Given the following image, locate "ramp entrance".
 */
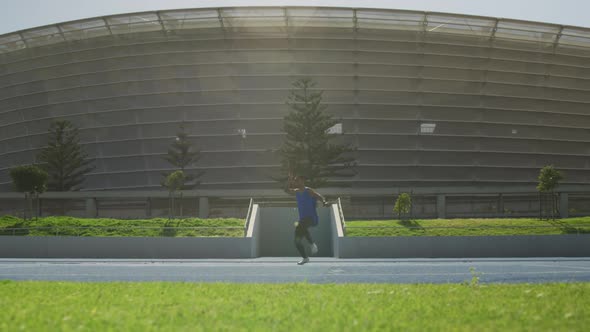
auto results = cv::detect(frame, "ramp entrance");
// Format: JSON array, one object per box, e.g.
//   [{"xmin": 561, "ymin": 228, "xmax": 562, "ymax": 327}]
[{"xmin": 257, "ymin": 206, "xmax": 333, "ymax": 257}]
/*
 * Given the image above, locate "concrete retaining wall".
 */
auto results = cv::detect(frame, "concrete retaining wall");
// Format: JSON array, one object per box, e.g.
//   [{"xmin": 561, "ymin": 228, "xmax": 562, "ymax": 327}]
[
  {"xmin": 0, "ymin": 236, "xmax": 253, "ymax": 259},
  {"xmin": 257, "ymin": 207, "xmax": 333, "ymax": 257},
  {"xmin": 2, "ymin": 204, "xmax": 588, "ymax": 258},
  {"xmin": 337, "ymin": 235, "xmax": 590, "ymax": 258}
]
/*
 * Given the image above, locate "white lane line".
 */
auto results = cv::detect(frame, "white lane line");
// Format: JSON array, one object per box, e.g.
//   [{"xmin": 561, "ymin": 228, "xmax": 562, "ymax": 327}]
[
  {"xmin": 529, "ymin": 264, "xmax": 590, "ymax": 271},
  {"xmin": 1, "ymin": 271, "xmax": 589, "ymax": 278},
  {"xmin": 2, "ymin": 262, "xmax": 590, "ymax": 271}
]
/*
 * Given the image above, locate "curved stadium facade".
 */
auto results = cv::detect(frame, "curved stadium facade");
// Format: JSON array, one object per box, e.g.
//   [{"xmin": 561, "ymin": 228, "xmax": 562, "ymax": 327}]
[{"xmin": 1, "ymin": 7, "xmax": 589, "ymax": 194}]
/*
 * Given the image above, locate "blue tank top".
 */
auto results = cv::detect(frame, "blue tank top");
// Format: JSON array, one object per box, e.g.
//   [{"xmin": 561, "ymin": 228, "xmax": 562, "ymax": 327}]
[{"xmin": 296, "ymin": 188, "xmax": 319, "ymax": 225}]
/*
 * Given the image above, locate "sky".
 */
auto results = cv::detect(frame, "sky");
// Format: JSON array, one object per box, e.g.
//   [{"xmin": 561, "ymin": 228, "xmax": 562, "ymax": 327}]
[{"xmin": 1, "ymin": 0, "xmax": 589, "ymax": 35}]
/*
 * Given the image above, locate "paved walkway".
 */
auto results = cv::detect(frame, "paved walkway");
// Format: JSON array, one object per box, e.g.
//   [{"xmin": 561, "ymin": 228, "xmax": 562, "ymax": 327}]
[{"xmin": 1, "ymin": 257, "xmax": 589, "ymax": 283}]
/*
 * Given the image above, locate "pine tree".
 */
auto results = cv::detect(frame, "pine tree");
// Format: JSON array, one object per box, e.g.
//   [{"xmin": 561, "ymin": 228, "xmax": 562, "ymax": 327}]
[
  {"xmin": 162, "ymin": 123, "xmax": 204, "ymax": 218},
  {"xmin": 163, "ymin": 123, "xmax": 204, "ymax": 190},
  {"xmin": 278, "ymin": 78, "xmax": 356, "ymax": 188},
  {"xmin": 37, "ymin": 120, "xmax": 94, "ymax": 191}
]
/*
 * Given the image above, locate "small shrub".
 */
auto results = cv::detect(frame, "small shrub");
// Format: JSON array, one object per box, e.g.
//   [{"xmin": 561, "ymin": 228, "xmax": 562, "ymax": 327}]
[
  {"xmin": 469, "ymin": 267, "xmax": 482, "ymax": 287},
  {"xmin": 537, "ymin": 165, "xmax": 564, "ymax": 220},
  {"xmin": 9, "ymin": 165, "xmax": 48, "ymax": 220},
  {"xmin": 536, "ymin": 165, "xmax": 563, "ymax": 192},
  {"xmin": 393, "ymin": 193, "xmax": 412, "ymax": 220}
]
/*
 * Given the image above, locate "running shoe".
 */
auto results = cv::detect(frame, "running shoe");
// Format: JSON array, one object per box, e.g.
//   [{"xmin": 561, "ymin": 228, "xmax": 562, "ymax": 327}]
[{"xmin": 297, "ymin": 258, "xmax": 310, "ymax": 265}]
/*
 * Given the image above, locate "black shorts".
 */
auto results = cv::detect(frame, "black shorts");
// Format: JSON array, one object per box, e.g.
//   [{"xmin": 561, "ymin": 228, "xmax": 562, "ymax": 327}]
[
  {"xmin": 295, "ymin": 217, "xmax": 315, "ymax": 237},
  {"xmin": 296, "ymin": 216, "xmax": 314, "ymax": 228}
]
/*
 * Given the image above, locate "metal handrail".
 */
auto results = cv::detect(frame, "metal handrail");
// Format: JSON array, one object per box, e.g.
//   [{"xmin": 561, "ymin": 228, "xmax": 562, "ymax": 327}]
[
  {"xmin": 244, "ymin": 197, "xmax": 254, "ymax": 236},
  {"xmin": 337, "ymin": 197, "xmax": 346, "ymax": 235}
]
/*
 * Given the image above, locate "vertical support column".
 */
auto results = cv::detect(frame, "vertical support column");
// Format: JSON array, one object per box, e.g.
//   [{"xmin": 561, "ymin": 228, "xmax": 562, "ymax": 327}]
[
  {"xmin": 199, "ymin": 197, "xmax": 209, "ymax": 219},
  {"xmin": 146, "ymin": 198, "xmax": 152, "ymax": 218},
  {"xmin": 436, "ymin": 194, "xmax": 446, "ymax": 219},
  {"xmin": 37, "ymin": 197, "xmax": 42, "ymax": 218},
  {"xmin": 85, "ymin": 198, "xmax": 97, "ymax": 218},
  {"xmin": 560, "ymin": 193, "xmax": 569, "ymax": 219}
]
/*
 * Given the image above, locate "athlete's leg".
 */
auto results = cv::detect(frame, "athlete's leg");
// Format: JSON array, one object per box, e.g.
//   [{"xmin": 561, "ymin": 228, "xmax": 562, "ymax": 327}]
[
  {"xmin": 299, "ymin": 217, "xmax": 314, "ymax": 244},
  {"xmin": 294, "ymin": 238, "xmax": 307, "ymax": 258},
  {"xmin": 294, "ymin": 222, "xmax": 308, "ymax": 259},
  {"xmin": 300, "ymin": 217, "xmax": 318, "ymax": 256},
  {"xmin": 303, "ymin": 226, "xmax": 318, "ymax": 255},
  {"xmin": 303, "ymin": 227, "xmax": 314, "ymax": 244}
]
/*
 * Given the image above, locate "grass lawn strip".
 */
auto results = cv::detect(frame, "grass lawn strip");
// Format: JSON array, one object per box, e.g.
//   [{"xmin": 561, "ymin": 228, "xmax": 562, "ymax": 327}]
[
  {"xmin": 345, "ymin": 217, "xmax": 590, "ymax": 236},
  {"xmin": 0, "ymin": 216, "xmax": 245, "ymax": 237},
  {"xmin": 0, "ymin": 281, "xmax": 588, "ymax": 331},
  {"xmin": 3, "ymin": 216, "xmax": 590, "ymax": 237}
]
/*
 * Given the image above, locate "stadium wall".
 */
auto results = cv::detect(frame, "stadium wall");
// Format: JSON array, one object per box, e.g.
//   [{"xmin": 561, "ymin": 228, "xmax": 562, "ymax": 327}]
[{"xmin": 0, "ymin": 7, "xmax": 589, "ymax": 196}]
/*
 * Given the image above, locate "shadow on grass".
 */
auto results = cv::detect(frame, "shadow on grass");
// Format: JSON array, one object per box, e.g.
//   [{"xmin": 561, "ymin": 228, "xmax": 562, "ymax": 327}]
[
  {"xmin": 0, "ymin": 222, "xmax": 30, "ymax": 236},
  {"xmin": 396, "ymin": 219, "xmax": 425, "ymax": 232},
  {"xmin": 160, "ymin": 220, "xmax": 178, "ymax": 237},
  {"xmin": 548, "ymin": 220, "xmax": 590, "ymax": 234}
]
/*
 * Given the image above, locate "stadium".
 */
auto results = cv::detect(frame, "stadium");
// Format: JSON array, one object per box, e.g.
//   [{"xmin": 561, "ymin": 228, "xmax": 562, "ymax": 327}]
[{"xmin": 0, "ymin": 6, "xmax": 589, "ymax": 217}]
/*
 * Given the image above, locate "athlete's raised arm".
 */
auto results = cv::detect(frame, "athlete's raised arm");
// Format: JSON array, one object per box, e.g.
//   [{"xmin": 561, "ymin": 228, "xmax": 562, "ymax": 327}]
[{"xmin": 306, "ymin": 187, "xmax": 328, "ymax": 206}]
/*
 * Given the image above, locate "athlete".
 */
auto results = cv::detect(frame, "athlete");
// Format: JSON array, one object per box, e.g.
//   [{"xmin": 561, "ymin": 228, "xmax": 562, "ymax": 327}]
[{"xmin": 287, "ymin": 174, "xmax": 328, "ymax": 265}]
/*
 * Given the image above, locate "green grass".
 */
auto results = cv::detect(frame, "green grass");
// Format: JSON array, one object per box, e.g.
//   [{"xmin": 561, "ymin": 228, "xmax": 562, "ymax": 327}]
[
  {"xmin": 345, "ymin": 217, "xmax": 590, "ymax": 237},
  {"xmin": 0, "ymin": 281, "xmax": 588, "ymax": 331},
  {"xmin": 0, "ymin": 216, "xmax": 245, "ymax": 237}
]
